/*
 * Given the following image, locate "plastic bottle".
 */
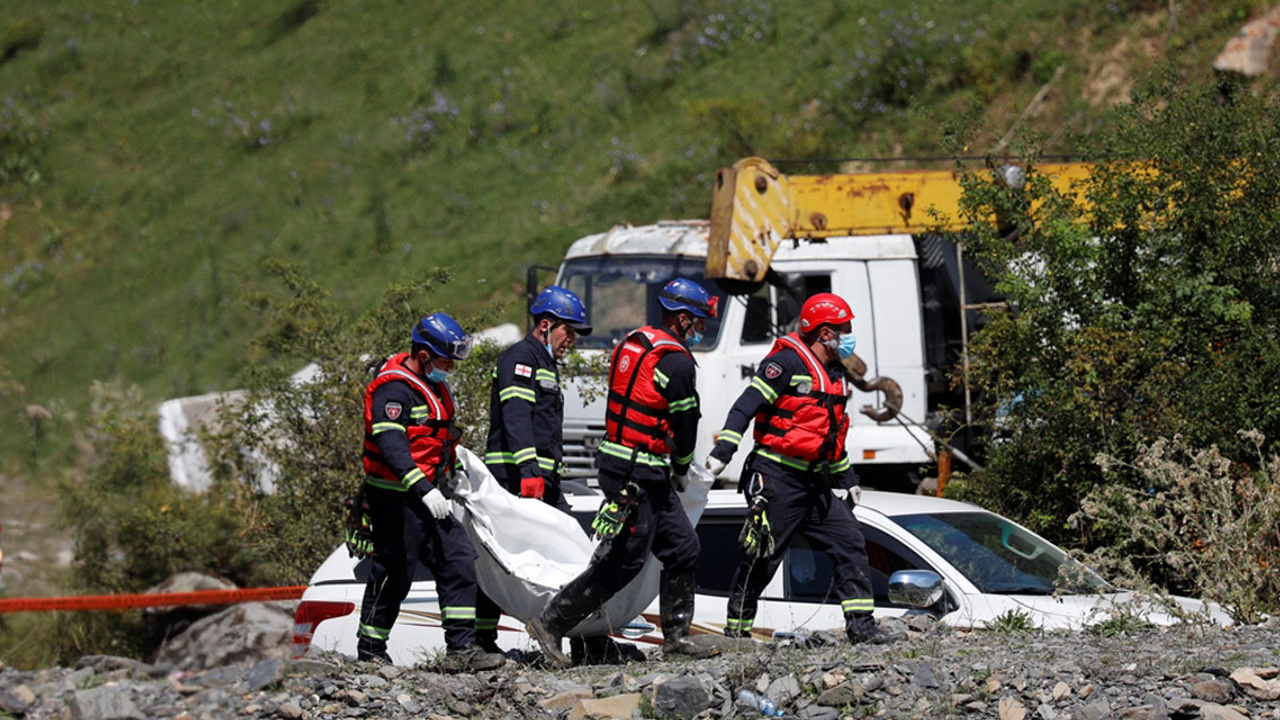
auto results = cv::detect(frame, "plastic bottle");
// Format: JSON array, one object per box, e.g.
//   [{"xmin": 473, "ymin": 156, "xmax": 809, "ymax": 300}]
[{"xmin": 736, "ymin": 688, "xmax": 784, "ymax": 717}]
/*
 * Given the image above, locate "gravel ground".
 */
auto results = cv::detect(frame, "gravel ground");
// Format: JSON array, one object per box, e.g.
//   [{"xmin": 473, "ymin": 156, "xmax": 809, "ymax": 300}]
[{"xmin": 2, "ymin": 620, "xmax": 1279, "ymax": 720}]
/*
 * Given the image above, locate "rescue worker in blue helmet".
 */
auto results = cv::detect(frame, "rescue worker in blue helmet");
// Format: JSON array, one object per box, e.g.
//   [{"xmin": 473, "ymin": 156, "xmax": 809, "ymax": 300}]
[
  {"xmin": 704, "ymin": 293, "xmax": 904, "ymax": 646},
  {"xmin": 527, "ymin": 277, "xmax": 721, "ymax": 668},
  {"xmin": 355, "ymin": 313, "xmax": 506, "ymax": 671}
]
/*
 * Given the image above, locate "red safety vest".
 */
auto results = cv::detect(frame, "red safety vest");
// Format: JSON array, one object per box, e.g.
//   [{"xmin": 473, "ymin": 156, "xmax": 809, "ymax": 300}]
[
  {"xmin": 362, "ymin": 353, "xmax": 458, "ymax": 489},
  {"xmin": 605, "ymin": 326, "xmax": 690, "ymax": 457},
  {"xmin": 753, "ymin": 333, "xmax": 850, "ymax": 463}
]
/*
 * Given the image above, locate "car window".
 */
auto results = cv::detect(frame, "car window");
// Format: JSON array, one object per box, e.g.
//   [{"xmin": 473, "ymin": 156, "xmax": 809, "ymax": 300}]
[
  {"xmin": 694, "ymin": 514, "xmax": 745, "ymax": 597},
  {"xmin": 895, "ymin": 512, "xmax": 1108, "ymax": 594},
  {"xmin": 783, "ymin": 525, "xmax": 933, "ymax": 608}
]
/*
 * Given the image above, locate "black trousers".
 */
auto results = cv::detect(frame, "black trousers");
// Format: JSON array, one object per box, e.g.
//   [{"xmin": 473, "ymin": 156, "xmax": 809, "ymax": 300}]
[
  {"xmin": 550, "ymin": 472, "xmax": 700, "ymax": 632},
  {"xmin": 358, "ymin": 485, "xmax": 479, "ymax": 651},
  {"xmin": 725, "ymin": 457, "xmax": 875, "ymax": 635}
]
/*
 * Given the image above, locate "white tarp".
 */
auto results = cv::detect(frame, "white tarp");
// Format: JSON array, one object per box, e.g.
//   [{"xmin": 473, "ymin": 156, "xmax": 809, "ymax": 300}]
[{"xmin": 450, "ymin": 446, "xmax": 711, "ymax": 637}]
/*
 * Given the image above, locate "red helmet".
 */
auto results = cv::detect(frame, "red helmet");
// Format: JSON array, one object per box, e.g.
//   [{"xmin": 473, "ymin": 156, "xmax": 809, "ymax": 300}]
[{"xmin": 798, "ymin": 293, "xmax": 854, "ymax": 332}]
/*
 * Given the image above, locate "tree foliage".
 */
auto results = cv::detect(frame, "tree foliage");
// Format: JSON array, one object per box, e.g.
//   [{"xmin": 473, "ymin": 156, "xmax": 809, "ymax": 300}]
[{"xmin": 948, "ymin": 72, "xmax": 1280, "ymax": 566}]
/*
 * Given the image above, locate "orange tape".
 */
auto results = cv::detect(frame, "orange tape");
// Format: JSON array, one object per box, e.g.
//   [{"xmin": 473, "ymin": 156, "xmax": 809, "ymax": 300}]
[{"xmin": 0, "ymin": 586, "xmax": 307, "ymax": 613}]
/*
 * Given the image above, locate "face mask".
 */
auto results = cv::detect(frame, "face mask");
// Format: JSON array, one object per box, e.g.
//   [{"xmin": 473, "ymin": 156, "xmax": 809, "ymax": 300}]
[
  {"xmin": 544, "ymin": 342, "xmax": 555, "ymax": 358},
  {"xmin": 688, "ymin": 329, "xmax": 704, "ymax": 346},
  {"xmin": 427, "ymin": 367, "xmax": 450, "ymax": 383},
  {"xmin": 825, "ymin": 332, "xmax": 857, "ymax": 359}
]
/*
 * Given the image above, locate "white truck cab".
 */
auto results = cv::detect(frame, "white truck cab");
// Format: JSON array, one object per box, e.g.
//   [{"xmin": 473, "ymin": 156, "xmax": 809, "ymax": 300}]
[{"xmin": 554, "ymin": 220, "xmax": 936, "ymax": 489}]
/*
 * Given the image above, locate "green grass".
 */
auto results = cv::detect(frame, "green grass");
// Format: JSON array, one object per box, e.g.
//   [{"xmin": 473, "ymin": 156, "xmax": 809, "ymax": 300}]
[{"xmin": 0, "ymin": 0, "xmax": 1262, "ymax": 459}]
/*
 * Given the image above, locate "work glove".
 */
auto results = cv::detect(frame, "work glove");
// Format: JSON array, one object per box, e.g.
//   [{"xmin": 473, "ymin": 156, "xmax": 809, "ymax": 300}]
[
  {"xmin": 704, "ymin": 455, "xmax": 728, "ymax": 477},
  {"xmin": 422, "ymin": 486, "xmax": 451, "ymax": 520},
  {"xmin": 591, "ymin": 485, "xmax": 637, "ymax": 540},
  {"xmin": 343, "ymin": 496, "xmax": 374, "ymax": 560},
  {"xmin": 521, "ymin": 475, "xmax": 546, "ymax": 500},
  {"xmin": 836, "ymin": 485, "xmax": 862, "ymax": 509},
  {"xmin": 738, "ymin": 496, "xmax": 775, "ymax": 560},
  {"xmin": 670, "ymin": 471, "xmax": 688, "ymax": 493}
]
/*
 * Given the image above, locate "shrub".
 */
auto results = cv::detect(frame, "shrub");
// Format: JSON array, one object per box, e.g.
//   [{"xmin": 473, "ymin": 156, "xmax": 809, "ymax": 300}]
[{"xmin": 1075, "ymin": 431, "xmax": 1280, "ymax": 624}]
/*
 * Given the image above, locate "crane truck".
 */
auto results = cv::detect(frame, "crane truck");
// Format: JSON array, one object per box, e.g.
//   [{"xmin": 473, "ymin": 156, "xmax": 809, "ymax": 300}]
[{"xmin": 548, "ymin": 157, "xmax": 1093, "ymax": 491}]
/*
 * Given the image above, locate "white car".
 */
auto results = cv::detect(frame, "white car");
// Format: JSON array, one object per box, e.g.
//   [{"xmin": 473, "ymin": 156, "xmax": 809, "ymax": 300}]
[{"xmin": 292, "ymin": 487, "xmax": 1229, "ymax": 665}]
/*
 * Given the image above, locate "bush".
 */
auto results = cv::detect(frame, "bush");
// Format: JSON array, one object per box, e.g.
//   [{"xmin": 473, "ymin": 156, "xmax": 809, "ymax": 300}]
[
  {"xmin": 946, "ymin": 72, "xmax": 1280, "ymax": 550},
  {"xmin": 1076, "ymin": 431, "xmax": 1280, "ymax": 624}
]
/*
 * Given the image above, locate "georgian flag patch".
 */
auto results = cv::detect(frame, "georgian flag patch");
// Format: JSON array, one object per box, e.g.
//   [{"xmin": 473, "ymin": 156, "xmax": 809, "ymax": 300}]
[
  {"xmin": 515, "ymin": 363, "xmax": 533, "ymax": 378},
  {"xmin": 764, "ymin": 362, "xmax": 782, "ymax": 379},
  {"xmin": 384, "ymin": 401, "xmax": 403, "ymax": 420}
]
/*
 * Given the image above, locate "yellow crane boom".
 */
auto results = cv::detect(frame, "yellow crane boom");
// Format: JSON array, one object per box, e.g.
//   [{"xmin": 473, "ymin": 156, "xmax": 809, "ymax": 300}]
[{"xmin": 706, "ymin": 156, "xmax": 1097, "ymax": 283}]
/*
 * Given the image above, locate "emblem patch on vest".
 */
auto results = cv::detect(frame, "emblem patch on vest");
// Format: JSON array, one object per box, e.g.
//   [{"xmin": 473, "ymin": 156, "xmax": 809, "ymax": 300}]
[
  {"xmin": 764, "ymin": 362, "xmax": 782, "ymax": 379},
  {"xmin": 618, "ymin": 356, "xmax": 632, "ymax": 372},
  {"xmin": 384, "ymin": 401, "xmax": 402, "ymax": 420},
  {"xmin": 515, "ymin": 363, "xmax": 532, "ymax": 378}
]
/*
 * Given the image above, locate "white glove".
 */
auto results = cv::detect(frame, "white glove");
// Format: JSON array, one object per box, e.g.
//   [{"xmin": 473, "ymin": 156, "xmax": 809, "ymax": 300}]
[
  {"xmin": 422, "ymin": 487, "xmax": 451, "ymax": 520},
  {"xmin": 837, "ymin": 486, "xmax": 862, "ymax": 509},
  {"xmin": 705, "ymin": 456, "xmax": 727, "ymax": 477},
  {"xmin": 671, "ymin": 472, "xmax": 688, "ymax": 492}
]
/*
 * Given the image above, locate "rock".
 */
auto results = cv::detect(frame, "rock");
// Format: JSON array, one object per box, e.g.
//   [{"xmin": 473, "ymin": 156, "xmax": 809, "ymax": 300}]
[
  {"xmin": 1229, "ymin": 667, "xmax": 1280, "ymax": 700},
  {"xmin": 914, "ymin": 660, "xmax": 939, "ymax": 688},
  {"xmin": 0, "ymin": 685, "xmax": 34, "ymax": 715},
  {"xmin": 817, "ymin": 681, "xmax": 865, "ymax": 707},
  {"xmin": 155, "ymin": 602, "xmax": 294, "ymax": 671},
  {"xmin": 652, "ymin": 675, "xmax": 710, "ymax": 719},
  {"xmin": 244, "ymin": 658, "xmax": 284, "ymax": 692},
  {"xmin": 1214, "ymin": 9, "xmax": 1280, "ymax": 77},
  {"xmin": 568, "ymin": 693, "xmax": 641, "ymax": 720},
  {"xmin": 999, "ymin": 696, "xmax": 1027, "ymax": 720},
  {"xmin": 539, "ymin": 689, "xmax": 592, "ymax": 711},
  {"xmin": 1052, "ymin": 681, "xmax": 1071, "ymax": 701},
  {"xmin": 277, "ymin": 702, "xmax": 303, "ymax": 720},
  {"xmin": 1073, "ymin": 699, "xmax": 1111, "ymax": 720},
  {"xmin": 798, "ymin": 706, "xmax": 838, "ymax": 720},
  {"xmin": 765, "ymin": 674, "xmax": 802, "ymax": 703},
  {"xmin": 69, "ymin": 687, "xmax": 145, "ymax": 720},
  {"xmin": 1191, "ymin": 677, "xmax": 1235, "ymax": 703}
]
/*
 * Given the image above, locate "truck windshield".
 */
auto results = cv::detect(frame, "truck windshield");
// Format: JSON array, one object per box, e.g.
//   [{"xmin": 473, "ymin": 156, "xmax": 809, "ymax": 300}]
[
  {"xmin": 560, "ymin": 256, "xmax": 728, "ymax": 349},
  {"xmin": 895, "ymin": 512, "xmax": 1109, "ymax": 595}
]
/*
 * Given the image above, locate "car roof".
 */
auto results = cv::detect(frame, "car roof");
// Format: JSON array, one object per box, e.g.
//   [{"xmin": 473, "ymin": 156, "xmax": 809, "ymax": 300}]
[{"xmin": 566, "ymin": 487, "xmax": 984, "ymax": 517}]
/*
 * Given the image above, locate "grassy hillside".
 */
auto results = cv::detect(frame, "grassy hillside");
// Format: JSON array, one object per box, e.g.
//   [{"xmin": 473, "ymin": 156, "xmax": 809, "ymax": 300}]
[{"xmin": 0, "ymin": 0, "xmax": 1261, "ymax": 460}]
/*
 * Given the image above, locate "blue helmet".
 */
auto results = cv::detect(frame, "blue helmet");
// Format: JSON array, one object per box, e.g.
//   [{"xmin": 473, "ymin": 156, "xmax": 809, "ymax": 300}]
[
  {"xmin": 658, "ymin": 277, "xmax": 719, "ymax": 319},
  {"xmin": 410, "ymin": 313, "xmax": 473, "ymax": 360},
  {"xmin": 530, "ymin": 285, "xmax": 592, "ymax": 335}
]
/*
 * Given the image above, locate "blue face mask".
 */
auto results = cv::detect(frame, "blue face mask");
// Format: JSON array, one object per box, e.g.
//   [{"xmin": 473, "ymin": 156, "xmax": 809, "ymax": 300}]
[
  {"xmin": 426, "ymin": 367, "xmax": 450, "ymax": 383},
  {"xmin": 825, "ymin": 332, "xmax": 857, "ymax": 359},
  {"xmin": 688, "ymin": 330, "xmax": 704, "ymax": 346},
  {"xmin": 544, "ymin": 342, "xmax": 554, "ymax": 358}
]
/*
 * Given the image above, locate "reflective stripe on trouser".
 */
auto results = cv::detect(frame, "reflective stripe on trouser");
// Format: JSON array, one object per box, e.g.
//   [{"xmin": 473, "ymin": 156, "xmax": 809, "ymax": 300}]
[
  {"xmin": 359, "ymin": 485, "xmax": 480, "ymax": 651},
  {"xmin": 541, "ymin": 475, "xmax": 700, "ymax": 636},
  {"xmin": 726, "ymin": 458, "xmax": 874, "ymax": 628},
  {"xmin": 476, "ymin": 465, "xmax": 579, "ymax": 633}
]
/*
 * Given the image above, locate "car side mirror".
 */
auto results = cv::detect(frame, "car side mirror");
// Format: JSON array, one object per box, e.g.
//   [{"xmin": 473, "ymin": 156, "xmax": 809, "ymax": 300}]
[{"xmin": 888, "ymin": 570, "xmax": 945, "ymax": 609}]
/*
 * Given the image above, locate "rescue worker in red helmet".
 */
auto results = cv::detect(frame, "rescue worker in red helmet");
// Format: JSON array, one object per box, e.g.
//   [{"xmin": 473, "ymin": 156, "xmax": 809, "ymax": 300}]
[
  {"xmin": 704, "ymin": 292, "xmax": 904, "ymax": 645},
  {"xmin": 526, "ymin": 277, "xmax": 721, "ymax": 668},
  {"xmin": 355, "ymin": 313, "xmax": 506, "ymax": 671}
]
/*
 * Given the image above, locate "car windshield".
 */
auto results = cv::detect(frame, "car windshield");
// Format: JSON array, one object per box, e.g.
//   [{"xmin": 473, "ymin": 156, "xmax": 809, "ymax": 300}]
[
  {"xmin": 895, "ymin": 512, "xmax": 1109, "ymax": 595},
  {"xmin": 559, "ymin": 256, "xmax": 728, "ymax": 350}
]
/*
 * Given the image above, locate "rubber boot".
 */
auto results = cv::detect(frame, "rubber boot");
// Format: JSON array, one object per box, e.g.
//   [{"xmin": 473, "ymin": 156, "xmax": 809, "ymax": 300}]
[
  {"xmin": 660, "ymin": 570, "xmax": 720, "ymax": 659},
  {"xmin": 356, "ymin": 637, "xmax": 392, "ymax": 665},
  {"xmin": 845, "ymin": 612, "xmax": 906, "ymax": 645}
]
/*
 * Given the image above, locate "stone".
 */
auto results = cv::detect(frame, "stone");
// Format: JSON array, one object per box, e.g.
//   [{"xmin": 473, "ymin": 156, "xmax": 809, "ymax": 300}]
[
  {"xmin": 1052, "ymin": 682, "xmax": 1071, "ymax": 701},
  {"xmin": 0, "ymin": 685, "xmax": 34, "ymax": 715},
  {"xmin": 816, "ymin": 681, "xmax": 865, "ymax": 707},
  {"xmin": 155, "ymin": 602, "xmax": 294, "ymax": 671},
  {"xmin": 277, "ymin": 702, "xmax": 304, "ymax": 720},
  {"xmin": 999, "ymin": 696, "xmax": 1027, "ymax": 720},
  {"xmin": 1230, "ymin": 667, "xmax": 1280, "ymax": 700},
  {"xmin": 652, "ymin": 676, "xmax": 710, "ymax": 720},
  {"xmin": 914, "ymin": 660, "xmax": 939, "ymax": 688},
  {"xmin": 797, "ymin": 706, "xmax": 838, "ymax": 720},
  {"xmin": 766, "ymin": 674, "xmax": 802, "ymax": 703},
  {"xmin": 1191, "ymin": 678, "xmax": 1235, "ymax": 704},
  {"xmin": 244, "ymin": 658, "xmax": 284, "ymax": 692},
  {"xmin": 1214, "ymin": 9, "xmax": 1280, "ymax": 77},
  {"xmin": 539, "ymin": 689, "xmax": 592, "ymax": 711},
  {"xmin": 1074, "ymin": 699, "xmax": 1111, "ymax": 720},
  {"xmin": 568, "ymin": 693, "xmax": 642, "ymax": 720},
  {"xmin": 69, "ymin": 687, "xmax": 145, "ymax": 720}
]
